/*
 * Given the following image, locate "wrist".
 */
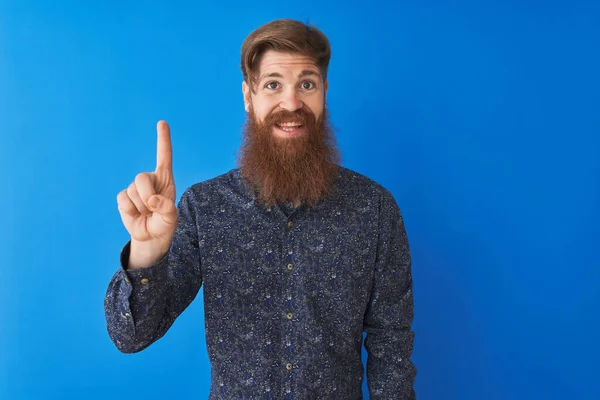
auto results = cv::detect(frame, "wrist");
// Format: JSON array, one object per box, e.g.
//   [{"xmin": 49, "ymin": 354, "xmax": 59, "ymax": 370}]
[{"xmin": 128, "ymin": 239, "xmax": 170, "ymax": 269}]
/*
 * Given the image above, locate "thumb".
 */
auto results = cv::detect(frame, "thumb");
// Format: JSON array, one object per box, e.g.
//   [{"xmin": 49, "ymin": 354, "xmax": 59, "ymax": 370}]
[{"xmin": 148, "ymin": 195, "xmax": 177, "ymax": 221}]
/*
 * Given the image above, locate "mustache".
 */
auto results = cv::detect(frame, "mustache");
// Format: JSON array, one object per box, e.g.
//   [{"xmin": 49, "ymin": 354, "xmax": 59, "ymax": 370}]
[{"xmin": 262, "ymin": 107, "xmax": 316, "ymax": 126}]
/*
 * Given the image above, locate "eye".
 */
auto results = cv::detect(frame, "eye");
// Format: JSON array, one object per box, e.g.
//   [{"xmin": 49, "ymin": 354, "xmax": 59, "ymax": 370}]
[
  {"xmin": 301, "ymin": 81, "xmax": 316, "ymax": 90},
  {"xmin": 265, "ymin": 81, "xmax": 280, "ymax": 90}
]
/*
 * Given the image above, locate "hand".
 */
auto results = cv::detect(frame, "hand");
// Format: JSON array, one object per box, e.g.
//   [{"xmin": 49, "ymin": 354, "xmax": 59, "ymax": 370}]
[{"xmin": 116, "ymin": 121, "xmax": 177, "ymax": 268}]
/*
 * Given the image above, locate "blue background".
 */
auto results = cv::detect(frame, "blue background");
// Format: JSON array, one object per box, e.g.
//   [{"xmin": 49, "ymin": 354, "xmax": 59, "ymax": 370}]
[{"xmin": 1, "ymin": 1, "xmax": 598, "ymax": 399}]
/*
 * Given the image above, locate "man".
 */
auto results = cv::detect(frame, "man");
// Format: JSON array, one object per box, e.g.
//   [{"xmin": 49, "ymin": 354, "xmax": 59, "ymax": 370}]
[{"xmin": 105, "ymin": 18, "xmax": 416, "ymax": 399}]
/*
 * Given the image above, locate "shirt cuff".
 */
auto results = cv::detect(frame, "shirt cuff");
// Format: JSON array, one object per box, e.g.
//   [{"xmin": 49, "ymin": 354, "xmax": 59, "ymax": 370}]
[{"xmin": 119, "ymin": 240, "xmax": 169, "ymax": 290}]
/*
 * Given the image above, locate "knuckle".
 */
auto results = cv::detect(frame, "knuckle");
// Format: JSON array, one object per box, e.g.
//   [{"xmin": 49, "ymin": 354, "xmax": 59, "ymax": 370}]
[
  {"xmin": 135, "ymin": 172, "xmax": 150, "ymax": 184},
  {"xmin": 117, "ymin": 189, "xmax": 128, "ymax": 203},
  {"xmin": 127, "ymin": 182, "xmax": 137, "ymax": 195}
]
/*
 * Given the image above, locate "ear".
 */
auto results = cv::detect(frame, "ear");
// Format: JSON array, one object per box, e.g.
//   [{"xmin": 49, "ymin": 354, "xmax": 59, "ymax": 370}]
[
  {"xmin": 242, "ymin": 80, "xmax": 251, "ymax": 111},
  {"xmin": 324, "ymin": 78, "xmax": 328, "ymax": 93}
]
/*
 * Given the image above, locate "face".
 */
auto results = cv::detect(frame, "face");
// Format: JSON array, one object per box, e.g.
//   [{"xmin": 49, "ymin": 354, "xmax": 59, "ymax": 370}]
[
  {"xmin": 237, "ymin": 50, "xmax": 340, "ymax": 207},
  {"xmin": 242, "ymin": 50, "xmax": 328, "ymax": 139}
]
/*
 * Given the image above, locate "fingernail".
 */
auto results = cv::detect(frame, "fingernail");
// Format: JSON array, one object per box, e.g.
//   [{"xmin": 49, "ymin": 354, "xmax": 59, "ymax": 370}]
[{"xmin": 148, "ymin": 196, "xmax": 160, "ymax": 208}]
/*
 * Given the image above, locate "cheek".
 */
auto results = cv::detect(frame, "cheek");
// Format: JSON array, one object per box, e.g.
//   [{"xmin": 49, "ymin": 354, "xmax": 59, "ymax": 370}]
[
  {"xmin": 308, "ymin": 105, "xmax": 324, "ymax": 121},
  {"xmin": 250, "ymin": 100, "xmax": 272, "ymax": 124},
  {"xmin": 305, "ymin": 97, "xmax": 324, "ymax": 116},
  {"xmin": 254, "ymin": 109, "xmax": 270, "ymax": 124}
]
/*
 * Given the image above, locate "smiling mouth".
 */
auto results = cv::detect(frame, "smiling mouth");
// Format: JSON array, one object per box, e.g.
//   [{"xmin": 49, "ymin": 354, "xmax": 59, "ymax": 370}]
[{"xmin": 276, "ymin": 122, "xmax": 303, "ymax": 132}]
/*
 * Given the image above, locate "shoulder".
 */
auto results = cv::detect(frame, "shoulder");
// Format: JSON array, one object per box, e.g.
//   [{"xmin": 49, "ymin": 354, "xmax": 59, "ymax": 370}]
[
  {"xmin": 335, "ymin": 166, "xmax": 404, "ymax": 224},
  {"xmin": 336, "ymin": 166, "xmax": 397, "ymax": 204},
  {"xmin": 179, "ymin": 169, "xmax": 243, "ymax": 204},
  {"xmin": 188, "ymin": 169, "xmax": 237, "ymax": 190}
]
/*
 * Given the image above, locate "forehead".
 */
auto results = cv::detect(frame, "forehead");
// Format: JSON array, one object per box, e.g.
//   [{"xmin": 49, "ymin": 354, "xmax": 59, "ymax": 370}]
[{"xmin": 257, "ymin": 50, "xmax": 319, "ymax": 78}]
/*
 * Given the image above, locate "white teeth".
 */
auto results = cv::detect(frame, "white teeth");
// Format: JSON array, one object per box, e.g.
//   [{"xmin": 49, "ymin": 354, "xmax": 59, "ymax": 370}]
[{"xmin": 279, "ymin": 122, "xmax": 301, "ymax": 127}]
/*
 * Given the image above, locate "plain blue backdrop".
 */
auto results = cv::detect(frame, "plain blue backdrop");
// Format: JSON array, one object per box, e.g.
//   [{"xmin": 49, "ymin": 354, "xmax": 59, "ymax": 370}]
[{"xmin": 1, "ymin": 0, "xmax": 598, "ymax": 399}]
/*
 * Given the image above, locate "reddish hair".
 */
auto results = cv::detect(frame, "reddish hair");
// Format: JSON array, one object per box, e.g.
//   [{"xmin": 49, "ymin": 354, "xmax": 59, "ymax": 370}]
[{"xmin": 240, "ymin": 19, "xmax": 331, "ymax": 91}]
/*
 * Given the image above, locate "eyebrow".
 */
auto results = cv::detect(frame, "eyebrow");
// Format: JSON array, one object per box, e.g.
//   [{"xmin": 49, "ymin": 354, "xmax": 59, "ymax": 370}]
[{"xmin": 259, "ymin": 69, "xmax": 321, "ymax": 83}]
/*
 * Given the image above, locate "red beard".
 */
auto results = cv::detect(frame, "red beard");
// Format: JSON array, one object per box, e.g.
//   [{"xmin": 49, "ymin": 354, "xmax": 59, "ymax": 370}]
[{"xmin": 238, "ymin": 105, "xmax": 340, "ymax": 207}]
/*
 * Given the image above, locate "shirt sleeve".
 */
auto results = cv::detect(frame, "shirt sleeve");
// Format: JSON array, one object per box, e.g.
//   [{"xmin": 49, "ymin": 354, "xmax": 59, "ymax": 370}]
[
  {"xmin": 363, "ymin": 188, "xmax": 417, "ymax": 399},
  {"xmin": 104, "ymin": 187, "xmax": 203, "ymax": 353}
]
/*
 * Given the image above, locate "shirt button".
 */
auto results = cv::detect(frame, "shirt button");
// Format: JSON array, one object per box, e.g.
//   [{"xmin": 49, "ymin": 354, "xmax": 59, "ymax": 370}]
[
  {"xmin": 287, "ymin": 263, "xmax": 293, "ymax": 270},
  {"xmin": 287, "ymin": 221, "xmax": 293, "ymax": 228},
  {"xmin": 286, "ymin": 363, "xmax": 293, "ymax": 370},
  {"xmin": 141, "ymin": 278, "xmax": 149, "ymax": 285},
  {"xmin": 286, "ymin": 313, "xmax": 293, "ymax": 320}
]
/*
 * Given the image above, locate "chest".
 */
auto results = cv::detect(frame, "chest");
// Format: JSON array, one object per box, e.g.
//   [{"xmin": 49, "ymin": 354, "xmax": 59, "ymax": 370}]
[{"xmin": 197, "ymin": 205, "xmax": 379, "ymax": 307}]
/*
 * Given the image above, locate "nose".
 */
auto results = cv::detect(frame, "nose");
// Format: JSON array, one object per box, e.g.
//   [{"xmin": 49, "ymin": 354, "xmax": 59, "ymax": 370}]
[{"xmin": 279, "ymin": 88, "xmax": 303, "ymax": 112}]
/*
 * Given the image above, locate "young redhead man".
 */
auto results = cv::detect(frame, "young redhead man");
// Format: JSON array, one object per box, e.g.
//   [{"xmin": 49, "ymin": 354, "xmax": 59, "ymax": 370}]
[{"xmin": 106, "ymin": 18, "xmax": 417, "ymax": 400}]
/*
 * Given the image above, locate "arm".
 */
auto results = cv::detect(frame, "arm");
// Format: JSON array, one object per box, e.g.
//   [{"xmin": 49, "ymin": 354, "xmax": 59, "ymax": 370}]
[
  {"xmin": 104, "ymin": 187, "xmax": 202, "ymax": 353},
  {"xmin": 364, "ymin": 189, "xmax": 417, "ymax": 399}
]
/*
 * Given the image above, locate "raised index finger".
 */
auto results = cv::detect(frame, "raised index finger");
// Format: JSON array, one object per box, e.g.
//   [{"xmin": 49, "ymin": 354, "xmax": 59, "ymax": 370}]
[{"xmin": 156, "ymin": 120, "xmax": 173, "ymax": 172}]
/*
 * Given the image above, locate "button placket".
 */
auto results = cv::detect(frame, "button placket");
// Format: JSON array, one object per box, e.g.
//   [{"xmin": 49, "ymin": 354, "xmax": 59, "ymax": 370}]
[{"xmin": 281, "ymin": 216, "xmax": 297, "ymax": 391}]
